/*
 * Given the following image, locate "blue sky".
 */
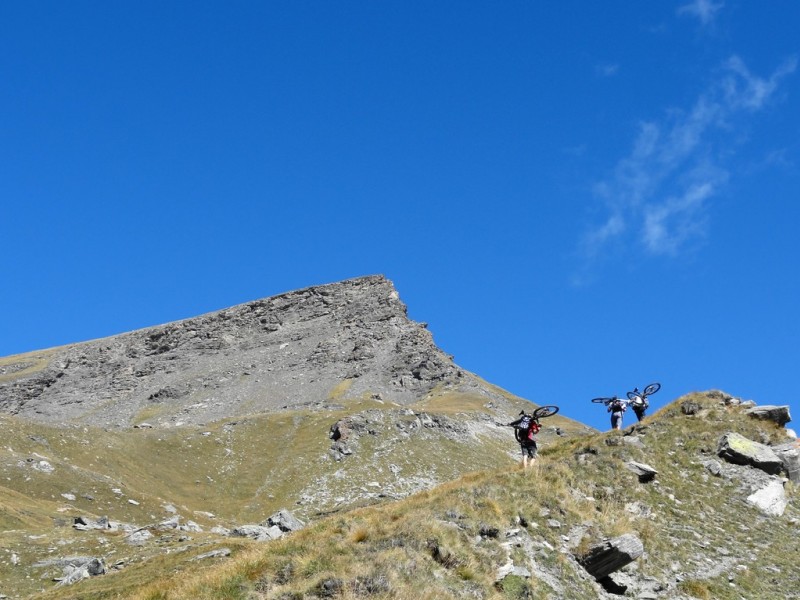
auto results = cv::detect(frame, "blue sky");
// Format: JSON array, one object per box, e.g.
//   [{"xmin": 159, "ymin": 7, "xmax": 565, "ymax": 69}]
[{"xmin": 2, "ymin": 1, "xmax": 798, "ymax": 433}]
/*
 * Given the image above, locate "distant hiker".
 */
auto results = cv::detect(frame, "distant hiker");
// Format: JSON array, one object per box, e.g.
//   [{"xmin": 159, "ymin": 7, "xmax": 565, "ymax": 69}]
[
  {"xmin": 608, "ymin": 396, "xmax": 627, "ymax": 430},
  {"xmin": 629, "ymin": 387, "xmax": 648, "ymax": 422},
  {"xmin": 507, "ymin": 411, "xmax": 541, "ymax": 469}
]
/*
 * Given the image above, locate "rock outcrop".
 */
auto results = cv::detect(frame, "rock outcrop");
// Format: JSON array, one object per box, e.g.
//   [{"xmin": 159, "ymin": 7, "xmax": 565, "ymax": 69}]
[
  {"xmin": 717, "ymin": 432, "xmax": 783, "ymax": 475},
  {"xmin": 745, "ymin": 405, "xmax": 792, "ymax": 426},
  {"xmin": 0, "ymin": 276, "xmax": 497, "ymax": 428}
]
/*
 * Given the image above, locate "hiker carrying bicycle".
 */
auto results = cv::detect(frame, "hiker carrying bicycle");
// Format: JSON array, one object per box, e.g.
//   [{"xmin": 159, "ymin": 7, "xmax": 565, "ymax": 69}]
[
  {"xmin": 629, "ymin": 387, "xmax": 647, "ymax": 421},
  {"xmin": 608, "ymin": 396, "xmax": 627, "ymax": 430},
  {"xmin": 507, "ymin": 411, "xmax": 541, "ymax": 470},
  {"xmin": 627, "ymin": 383, "xmax": 660, "ymax": 422}
]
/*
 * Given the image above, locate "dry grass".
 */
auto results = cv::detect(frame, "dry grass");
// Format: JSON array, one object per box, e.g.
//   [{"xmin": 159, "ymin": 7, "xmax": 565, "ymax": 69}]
[{"xmin": 5, "ymin": 391, "xmax": 799, "ymax": 599}]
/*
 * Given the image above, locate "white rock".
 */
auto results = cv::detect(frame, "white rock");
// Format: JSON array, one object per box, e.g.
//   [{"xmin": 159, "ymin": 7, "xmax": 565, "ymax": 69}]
[
  {"xmin": 747, "ymin": 481, "xmax": 787, "ymax": 516},
  {"xmin": 33, "ymin": 460, "xmax": 54, "ymax": 473}
]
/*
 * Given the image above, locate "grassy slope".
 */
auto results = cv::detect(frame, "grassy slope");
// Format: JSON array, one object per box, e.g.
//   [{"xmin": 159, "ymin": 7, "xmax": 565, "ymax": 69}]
[
  {"xmin": 1, "ymin": 385, "xmax": 589, "ymax": 599},
  {"xmin": 84, "ymin": 392, "xmax": 797, "ymax": 600}
]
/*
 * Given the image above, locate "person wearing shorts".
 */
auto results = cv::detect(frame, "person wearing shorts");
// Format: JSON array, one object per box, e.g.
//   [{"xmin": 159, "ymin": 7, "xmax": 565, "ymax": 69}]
[
  {"xmin": 507, "ymin": 411, "xmax": 540, "ymax": 469},
  {"xmin": 519, "ymin": 438, "xmax": 538, "ymax": 469},
  {"xmin": 608, "ymin": 396, "xmax": 627, "ymax": 430}
]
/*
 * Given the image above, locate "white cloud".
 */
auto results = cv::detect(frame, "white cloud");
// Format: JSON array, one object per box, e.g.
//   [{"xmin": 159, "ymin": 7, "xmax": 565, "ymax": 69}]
[
  {"xmin": 581, "ymin": 56, "xmax": 794, "ymax": 261},
  {"xmin": 723, "ymin": 55, "xmax": 798, "ymax": 110},
  {"xmin": 643, "ymin": 178, "xmax": 721, "ymax": 255},
  {"xmin": 595, "ymin": 63, "xmax": 620, "ymax": 77},
  {"xmin": 677, "ymin": 0, "xmax": 724, "ymax": 25}
]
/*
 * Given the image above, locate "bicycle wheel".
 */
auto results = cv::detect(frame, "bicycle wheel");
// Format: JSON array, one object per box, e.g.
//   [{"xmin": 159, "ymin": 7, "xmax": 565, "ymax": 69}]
[
  {"xmin": 643, "ymin": 382, "xmax": 661, "ymax": 396},
  {"xmin": 592, "ymin": 397, "xmax": 613, "ymax": 404},
  {"xmin": 533, "ymin": 405, "xmax": 559, "ymax": 418}
]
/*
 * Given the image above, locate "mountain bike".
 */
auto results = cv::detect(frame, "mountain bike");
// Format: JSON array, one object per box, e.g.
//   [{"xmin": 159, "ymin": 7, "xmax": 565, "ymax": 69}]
[
  {"xmin": 499, "ymin": 405, "xmax": 559, "ymax": 429},
  {"xmin": 591, "ymin": 396, "xmax": 622, "ymax": 406},
  {"xmin": 627, "ymin": 382, "xmax": 661, "ymax": 407},
  {"xmin": 532, "ymin": 405, "xmax": 559, "ymax": 419}
]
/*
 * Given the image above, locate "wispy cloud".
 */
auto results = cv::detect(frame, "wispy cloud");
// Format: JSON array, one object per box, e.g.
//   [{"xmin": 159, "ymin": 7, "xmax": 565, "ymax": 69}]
[
  {"xmin": 595, "ymin": 63, "xmax": 620, "ymax": 78},
  {"xmin": 581, "ymin": 56, "xmax": 796, "ymax": 261},
  {"xmin": 677, "ymin": 0, "xmax": 724, "ymax": 26}
]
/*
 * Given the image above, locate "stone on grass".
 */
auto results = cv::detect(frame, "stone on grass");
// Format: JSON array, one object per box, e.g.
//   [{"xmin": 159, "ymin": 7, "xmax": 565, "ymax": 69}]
[
  {"xmin": 264, "ymin": 509, "xmax": 304, "ymax": 532},
  {"xmin": 747, "ymin": 481, "xmax": 787, "ymax": 516},
  {"xmin": 625, "ymin": 461, "xmax": 658, "ymax": 483},
  {"xmin": 717, "ymin": 432, "xmax": 783, "ymax": 475}
]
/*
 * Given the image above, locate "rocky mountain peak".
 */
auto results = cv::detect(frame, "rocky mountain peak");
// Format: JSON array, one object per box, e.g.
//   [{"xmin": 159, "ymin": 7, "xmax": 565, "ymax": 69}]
[{"xmin": 0, "ymin": 275, "xmax": 466, "ymax": 428}]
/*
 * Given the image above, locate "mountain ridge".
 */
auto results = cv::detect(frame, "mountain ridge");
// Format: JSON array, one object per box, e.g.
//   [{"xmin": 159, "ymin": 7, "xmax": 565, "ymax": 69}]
[{"xmin": 0, "ymin": 275, "xmax": 533, "ymax": 429}]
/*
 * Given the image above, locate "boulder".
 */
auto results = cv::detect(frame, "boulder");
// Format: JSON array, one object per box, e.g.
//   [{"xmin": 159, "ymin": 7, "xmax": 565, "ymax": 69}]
[
  {"xmin": 773, "ymin": 441, "xmax": 800, "ymax": 483},
  {"xmin": 35, "ymin": 557, "xmax": 107, "ymax": 586},
  {"xmin": 232, "ymin": 524, "xmax": 283, "ymax": 541},
  {"xmin": 578, "ymin": 534, "xmax": 643, "ymax": 579},
  {"xmin": 625, "ymin": 461, "xmax": 658, "ymax": 483},
  {"xmin": 264, "ymin": 509, "xmax": 304, "ymax": 532},
  {"xmin": 745, "ymin": 405, "xmax": 792, "ymax": 427},
  {"xmin": 747, "ymin": 481, "xmax": 787, "ymax": 517},
  {"xmin": 717, "ymin": 432, "xmax": 783, "ymax": 475}
]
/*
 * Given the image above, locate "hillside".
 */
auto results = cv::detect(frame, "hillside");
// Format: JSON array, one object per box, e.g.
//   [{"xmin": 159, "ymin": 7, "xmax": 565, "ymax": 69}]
[
  {"xmin": 0, "ymin": 275, "xmax": 592, "ymax": 599},
  {"xmin": 2, "ymin": 391, "xmax": 795, "ymax": 600},
  {"xmin": 2, "ymin": 277, "xmax": 795, "ymax": 599}
]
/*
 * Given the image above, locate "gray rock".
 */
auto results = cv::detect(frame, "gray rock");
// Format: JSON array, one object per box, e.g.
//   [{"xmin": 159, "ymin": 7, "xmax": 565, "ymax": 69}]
[
  {"xmin": 157, "ymin": 516, "xmax": 180, "ymax": 530},
  {"xmin": 703, "ymin": 459, "xmax": 723, "ymax": 477},
  {"xmin": 231, "ymin": 524, "xmax": 271, "ymax": 539},
  {"xmin": 232, "ymin": 524, "xmax": 283, "ymax": 541},
  {"xmin": 773, "ymin": 442, "xmax": 800, "ymax": 483},
  {"xmin": 717, "ymin": 432, "xmax": 783, "ymax": 475},
  {"xmin": 625, "ymin": 461, "xmax": 658, "ymax": 483},
  {"xmin": 264, "ymin": 509, "xmax": 304, "ymax": 532},
  {"xmin": 179, "ymin": 520, "xmax": 203, "ymax": 532},
  {"xmin": 496, "ymin": 563, "xmax": 532, "ymax": 581},
  {"xmin": 192, "ymin": 548, "xmax": 231, "ymax": 560},
  {"xmin": 546, "ymin": 519, "xmax": 562, "ymax": 529},
  {"xmin": 125, "ymin": 530, "xmax": 153, "ymax": 545},
  {"xmin": 42, "ymin": 557, "xmax": 107, "ymax": 586},
  {"xmin": 747, "ymin": 481, "xmax": 787, "ymax": 516},
  {"xmin": 210, "ymin": 525, "xmax": 231, "ymax": 536},
  {"xmin": 578, "ymin": 533, "xmax": 644, "ymax": 579},
  {"xmin": 623, "ymin": 435, "xmax": 645, "ymax": 448},
  {"xmin": 745, "ymin": 405, "xmax": 791, "ymax": 426}
]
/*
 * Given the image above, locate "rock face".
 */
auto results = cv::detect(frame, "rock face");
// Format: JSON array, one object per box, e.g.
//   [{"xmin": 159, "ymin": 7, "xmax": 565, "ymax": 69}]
[
  {"xmin": 0, "ymin": 276, "xmax": 486, "ymax": 428},
  {"xmin": 717, "ymin": 432, "xmax": 783, "ymax": 475}
]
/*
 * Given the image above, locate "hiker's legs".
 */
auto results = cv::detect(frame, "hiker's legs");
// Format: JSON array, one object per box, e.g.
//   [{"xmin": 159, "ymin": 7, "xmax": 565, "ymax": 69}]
[{"xmin": 611, "ymin": 413, "xmax": 622, "ymax": 430}]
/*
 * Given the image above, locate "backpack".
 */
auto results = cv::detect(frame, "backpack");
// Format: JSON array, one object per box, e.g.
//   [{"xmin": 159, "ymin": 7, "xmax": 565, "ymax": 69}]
[{"xmin": 515, "ymin": 415, "xmax": 540, "ymax": 442}]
